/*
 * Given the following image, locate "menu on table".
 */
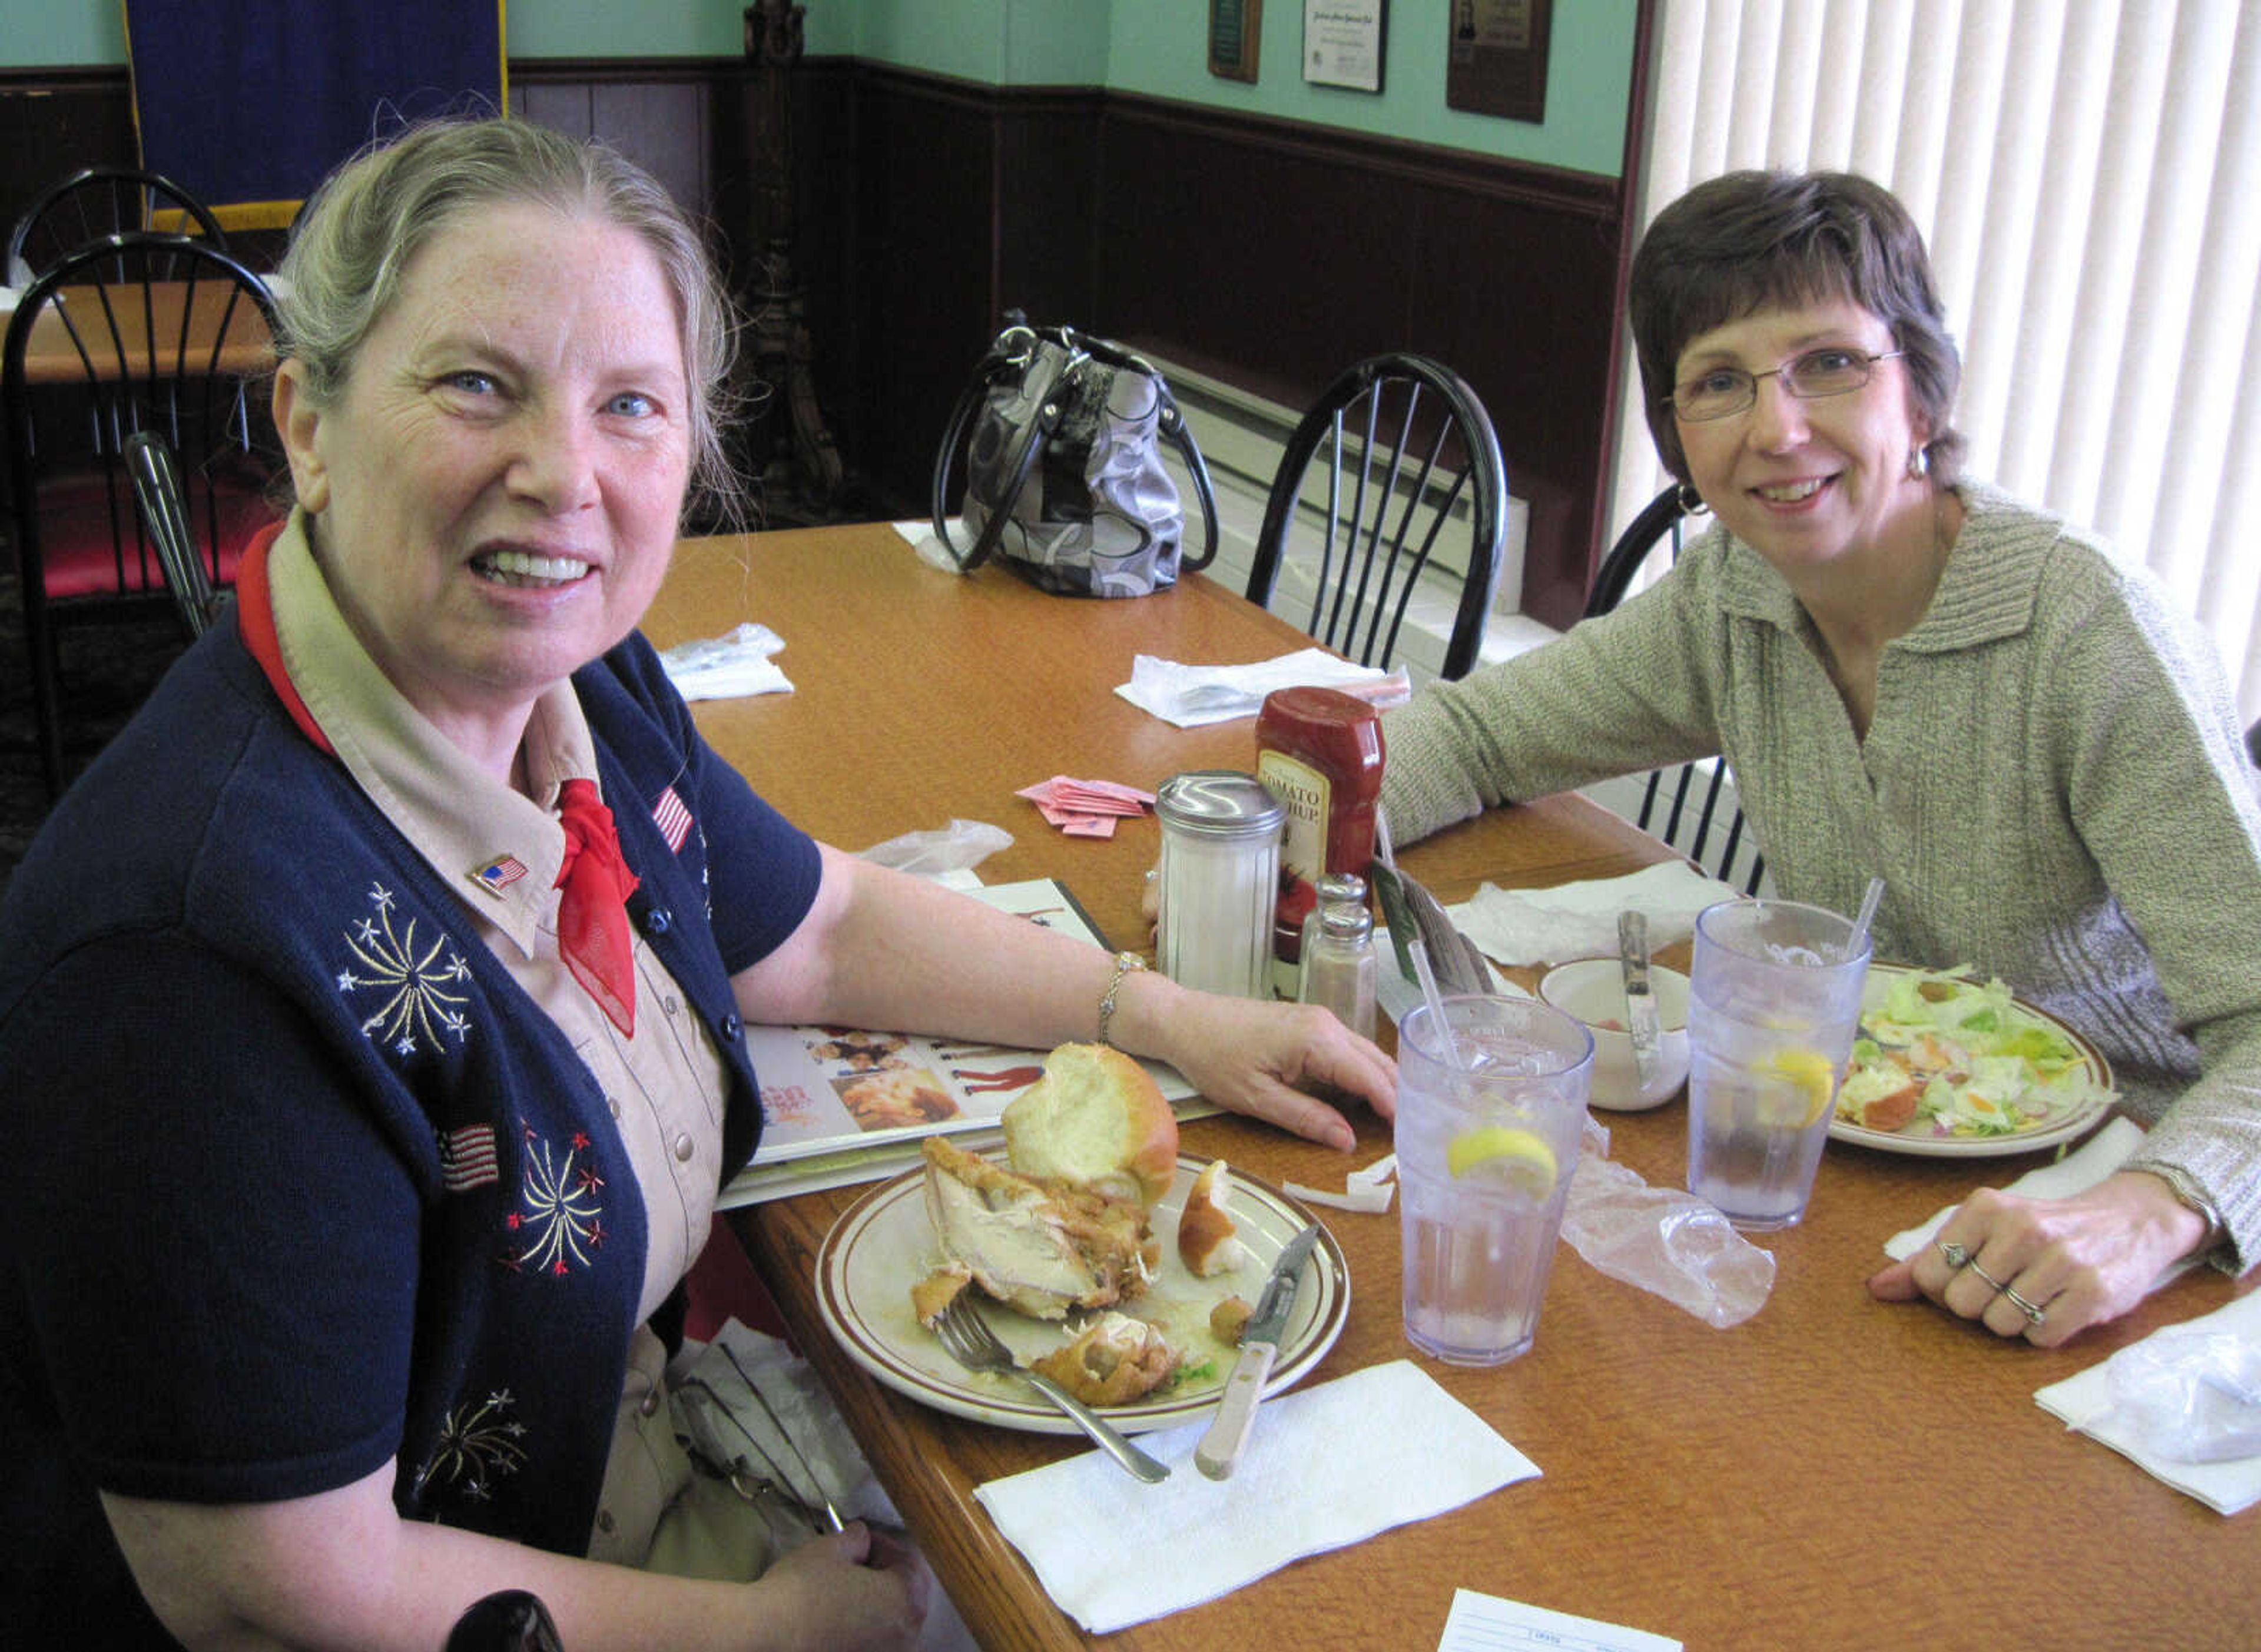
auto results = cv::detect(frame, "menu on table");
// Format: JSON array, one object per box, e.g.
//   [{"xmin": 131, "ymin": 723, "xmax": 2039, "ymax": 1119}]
[{"xmin": 722, "ymin": 878, "xmax": 1205, "ymax": 1208}]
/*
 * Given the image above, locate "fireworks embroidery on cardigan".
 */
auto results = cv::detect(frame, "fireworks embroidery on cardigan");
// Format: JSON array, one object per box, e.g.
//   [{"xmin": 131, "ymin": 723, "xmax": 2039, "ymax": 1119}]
[
  {"xmin": 413, "ymin": 1388, "xmax": 529, "ymax": 1503},
  {"xmin": 505, "ymin": 1122, "xmax": 608, "ymax": 1276},
  {"xmin": 334, "ymin": 881, "xmax": 473, "ymax": 1057}
]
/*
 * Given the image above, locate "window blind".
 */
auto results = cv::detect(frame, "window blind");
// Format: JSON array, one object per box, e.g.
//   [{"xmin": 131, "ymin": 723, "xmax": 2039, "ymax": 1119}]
[{"xmin": 1607, "ymin": 0, "xmax": 2261, "ymax": 717}]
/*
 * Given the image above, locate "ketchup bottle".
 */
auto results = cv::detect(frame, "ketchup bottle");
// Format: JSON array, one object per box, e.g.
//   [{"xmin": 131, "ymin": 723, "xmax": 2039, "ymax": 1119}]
[{"xmin": 1255, "ymin": 686, "xmax": 1385, "ymax": 998}]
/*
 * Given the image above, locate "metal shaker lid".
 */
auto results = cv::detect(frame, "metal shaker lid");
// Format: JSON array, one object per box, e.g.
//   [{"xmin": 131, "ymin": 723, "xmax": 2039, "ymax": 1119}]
[
  {"xmin": 1315, "ymin": 873, "xmax": 1372, "ymax": 940},
  {"xmin": 1155, "ymin": 771, "xmax": 1284, "ymax": 839}
]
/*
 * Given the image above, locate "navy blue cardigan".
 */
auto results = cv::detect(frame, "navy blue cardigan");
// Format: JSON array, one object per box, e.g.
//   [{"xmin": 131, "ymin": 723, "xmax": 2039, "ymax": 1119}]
[{"xmin": 0, "ymin": 612, "xmax": 821, "ymax": 1638}]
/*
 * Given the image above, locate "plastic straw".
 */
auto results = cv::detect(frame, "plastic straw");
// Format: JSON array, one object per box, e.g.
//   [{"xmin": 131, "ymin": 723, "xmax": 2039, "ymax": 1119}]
[{"xmin": 1847, "ymin": 876, "xmax": 1886, "ymax": 961}]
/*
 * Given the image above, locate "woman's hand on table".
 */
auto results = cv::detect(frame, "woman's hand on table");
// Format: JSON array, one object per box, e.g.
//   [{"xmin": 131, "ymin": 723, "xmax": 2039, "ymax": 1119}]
[
  {"xmin": 1114, "ymin": 970, "xmax": 1396, "ymax": 1152},
  {"xmin": 1865, "ymin": 1170, "xmax": 2213, "ymax": 1345}
]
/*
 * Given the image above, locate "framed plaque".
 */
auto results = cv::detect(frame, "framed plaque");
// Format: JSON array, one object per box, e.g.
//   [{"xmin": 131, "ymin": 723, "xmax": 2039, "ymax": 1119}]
[
  {"xmin": 1209, "ymin": 0, "xmax": 1261, "ymax": 83},
  {"xmin": 1304, "ymin": 0, "xmax": 1385, "ymax": 95},
  {"xmin": 1447, "ymin": 0, "xmax": 1551, "ymax": 124}
]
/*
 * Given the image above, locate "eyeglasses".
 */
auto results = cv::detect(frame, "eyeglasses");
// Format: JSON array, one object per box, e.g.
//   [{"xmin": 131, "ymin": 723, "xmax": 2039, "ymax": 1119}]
[{"xmin": 1666, "ymin": 347, "xmax": 1903, "ymax": 422}]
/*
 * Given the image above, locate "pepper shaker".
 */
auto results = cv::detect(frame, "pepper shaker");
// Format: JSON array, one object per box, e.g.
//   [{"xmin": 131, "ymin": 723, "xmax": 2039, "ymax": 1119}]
[{"xmin": 1297, "ymin": 873, "xmax": 1378, "ymax": 1039}]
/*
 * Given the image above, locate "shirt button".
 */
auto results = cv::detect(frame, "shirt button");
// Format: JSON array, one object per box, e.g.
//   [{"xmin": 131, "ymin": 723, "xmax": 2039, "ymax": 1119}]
[
  {"xmin": 606, "ymin": 1095, "xmax": 622, "ymax": 1120},
  {"xmin": 719, "ymin": 1013, "xmax": 742, "ymax": 1041},
  {"xmin": 673, "ymin": 1133, "xmax": 695, "ymax": 1163},
  {"xmin": 639, "ymin": 1388, "xmax": 661, "ymax": 1418},
  {"xmin": 663, "ymin": 996, "xmax": 680, "ymax": 1017},
  {"xmin": 596, "ymin": 1509, "xmax": 616, "ymax": 1534},
  {"xmin": 645, "ymin": 907, "xmax": 672, "ymax": 935}
]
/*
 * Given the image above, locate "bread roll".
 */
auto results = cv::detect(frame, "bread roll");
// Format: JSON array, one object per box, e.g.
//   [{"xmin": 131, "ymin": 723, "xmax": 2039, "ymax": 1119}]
[
  {"xmin": 1176, "ymin": 1158, "xmax": 1249, "ymax": 1278},
  {"xmin": 1002, "ymin": 1042, "xmax": 1178, "ymax": 1210}
]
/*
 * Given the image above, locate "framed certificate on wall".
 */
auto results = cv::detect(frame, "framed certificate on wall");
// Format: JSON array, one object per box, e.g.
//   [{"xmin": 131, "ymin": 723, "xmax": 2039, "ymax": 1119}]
[
  {"xmin": 1447, "ymin": 0, "xmax": 1551, "ymax": 123},
  {"xmin": 1210, "ymin": 0, "xmax": 1261, "ymax": 83},
  {"xmin": 1304, "ymin": 0, "xmax": 1385, "ymax": 95}
]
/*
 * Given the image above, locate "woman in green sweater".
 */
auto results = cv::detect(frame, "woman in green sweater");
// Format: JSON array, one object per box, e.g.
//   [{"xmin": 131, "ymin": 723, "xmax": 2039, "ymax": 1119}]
[{"xmin": 1382, "ymin": 170, "xmax": 2259, "ymax": 1346}]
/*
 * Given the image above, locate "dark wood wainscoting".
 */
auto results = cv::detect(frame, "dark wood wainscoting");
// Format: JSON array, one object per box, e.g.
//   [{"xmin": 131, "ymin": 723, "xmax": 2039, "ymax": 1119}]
[
  {"xmin": 833, "ymin": 74, "xmax": 1629, "ymax": 625},
  {"xmin": 1092, "ymin": 95, "xmax": 1626, "ymax": 627}
]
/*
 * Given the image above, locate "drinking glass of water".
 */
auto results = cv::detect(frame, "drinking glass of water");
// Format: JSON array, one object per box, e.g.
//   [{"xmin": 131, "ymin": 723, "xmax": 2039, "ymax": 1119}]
[
  {"xmin": 1685, "ymin": 899, "xmax": 1872, "ymax": 1230},
  {"xmin": 1395, "ymin": 995, "xmax": 1593, "ymax": 1366}
]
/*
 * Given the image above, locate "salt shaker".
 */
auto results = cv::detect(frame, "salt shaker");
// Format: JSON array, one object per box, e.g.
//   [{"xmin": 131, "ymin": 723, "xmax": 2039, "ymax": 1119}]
[
  {"xmin": 1297, "ymin": 873, "xmax": 1377, "ymax": 1039},
  {"xmin": 1155, "ymin": 771, "xmax": 1282, "ymax": 1000}
]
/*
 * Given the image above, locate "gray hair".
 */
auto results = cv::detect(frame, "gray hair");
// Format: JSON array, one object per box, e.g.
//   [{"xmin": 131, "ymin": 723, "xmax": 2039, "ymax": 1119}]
[
  {"xmin": 275, "ymin": 117, "xmax": 742, "ymax": 522},
  {"xmin": 1628, "ymin": 170, "xmax": 1965, "ymax": 488}
]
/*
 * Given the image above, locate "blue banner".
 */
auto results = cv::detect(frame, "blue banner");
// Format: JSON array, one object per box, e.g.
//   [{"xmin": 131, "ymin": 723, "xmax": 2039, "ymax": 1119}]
[{"xmin": 125, "ymin": 1, "xmax": 506, "ymax": 228}]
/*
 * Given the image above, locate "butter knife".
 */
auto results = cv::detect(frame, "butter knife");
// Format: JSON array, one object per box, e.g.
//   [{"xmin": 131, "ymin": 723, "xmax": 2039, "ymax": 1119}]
[
  {"xmin": 1618, "ymin": 909, "xmax": 1662, "ymax": 1091},
  {"xmin": 1195, "ymin": 1222, "xmax": 1321, "ymax": 1480}
]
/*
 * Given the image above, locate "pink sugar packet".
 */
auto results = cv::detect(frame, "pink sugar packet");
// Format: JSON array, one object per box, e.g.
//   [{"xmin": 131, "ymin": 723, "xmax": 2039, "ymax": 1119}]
[{"xmin": 1017, "ymin": 775, "xmax": 1155, "ymax": 839}]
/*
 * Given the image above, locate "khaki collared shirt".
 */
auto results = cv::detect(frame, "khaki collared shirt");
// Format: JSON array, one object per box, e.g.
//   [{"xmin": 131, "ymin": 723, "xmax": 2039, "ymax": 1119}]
[{"xmin": 270, "ymin": 513, "xmax": 730, "ymax": 1562}]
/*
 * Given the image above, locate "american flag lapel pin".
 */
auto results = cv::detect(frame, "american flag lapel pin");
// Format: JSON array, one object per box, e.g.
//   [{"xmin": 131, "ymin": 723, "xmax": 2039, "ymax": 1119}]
[
  {"xmin": 469, "ymin": 854, "xmax": 529, "ymax": 898},
  {"xmin": 652, "ymin": 785, "xmax": 692, "ymax": 854}
]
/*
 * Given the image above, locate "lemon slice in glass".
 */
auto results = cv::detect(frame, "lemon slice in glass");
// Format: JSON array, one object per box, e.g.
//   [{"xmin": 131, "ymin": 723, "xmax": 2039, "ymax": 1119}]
[
  {"xmin": 1762, "ymin": 1048, "xmax": 1838, "ymax": 1128},
  {"xmin": 1445, "ymin": 1125, "xmax": 1559, "ymax": 1195}
]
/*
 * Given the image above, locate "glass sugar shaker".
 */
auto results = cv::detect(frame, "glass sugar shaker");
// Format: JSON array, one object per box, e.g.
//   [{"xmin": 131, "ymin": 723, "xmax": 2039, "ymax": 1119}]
[
  {"xmin": 1155, "ymin": 771, "xmax": 1283, "ymax": 1000},
  {"xmin": 1297, "ymin": 872, "xmax": 1377, "ymax": 1039}
]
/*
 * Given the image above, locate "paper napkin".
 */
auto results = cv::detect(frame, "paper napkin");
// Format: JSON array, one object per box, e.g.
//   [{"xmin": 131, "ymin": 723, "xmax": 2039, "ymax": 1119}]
[
  {"xmin": 658, "ymin": 622, "xmax": 793, "ymax": 701},
  {"xmin": 2034, "ymin": 1288, "xmax": 2261, "ymax": 1515},
  {"xmin": 1448, "ymin": 861, "xmax": 1738, "ymax": 967},
  {"xmin": 1115, "ymin": 649, "xmax": 1412, "ymax": 728},
  {"xmin": 973, "ymin": 1359, "xmax": 1539, "ymax": 1633}
]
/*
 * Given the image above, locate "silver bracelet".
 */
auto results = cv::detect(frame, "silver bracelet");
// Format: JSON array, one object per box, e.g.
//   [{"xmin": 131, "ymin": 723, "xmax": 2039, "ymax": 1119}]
[{"xmin": 1097, "ymin": 950, "xmax": 1147, "ymax": 1047}]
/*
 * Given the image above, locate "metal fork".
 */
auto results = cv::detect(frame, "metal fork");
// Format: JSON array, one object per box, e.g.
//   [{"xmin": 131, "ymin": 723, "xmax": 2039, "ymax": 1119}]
[{"xmin": 930, "ymin": 1298, "xmax": 1171, "ymax": 1483}]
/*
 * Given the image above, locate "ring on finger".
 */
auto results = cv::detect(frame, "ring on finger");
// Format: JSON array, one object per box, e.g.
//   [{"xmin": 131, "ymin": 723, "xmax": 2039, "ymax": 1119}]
[
  {"xmin": 1936, "ymin": 1240, "xmax": 1974, "ymax": 1270},
  {"xmin": 2002, "ymin": 1285, "xmax": 2047, "ymax": 1328},
  {"xmin": 1965, "ymin": 1260, "xmax": 2007, "ymax": 1293}
]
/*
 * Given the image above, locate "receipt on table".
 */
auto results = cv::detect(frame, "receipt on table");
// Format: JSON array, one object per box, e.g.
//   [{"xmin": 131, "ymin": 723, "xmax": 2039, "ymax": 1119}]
[{"xmin": 1437, "ymin": 1588, "xmax": 1679, "ymax": 1652}]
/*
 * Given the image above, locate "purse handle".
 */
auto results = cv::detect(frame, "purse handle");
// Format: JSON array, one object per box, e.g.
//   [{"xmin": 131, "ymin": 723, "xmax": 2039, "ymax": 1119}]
[{"xmin": 930, "ymin": 320, "xmax": 1220, "ymax": 577}]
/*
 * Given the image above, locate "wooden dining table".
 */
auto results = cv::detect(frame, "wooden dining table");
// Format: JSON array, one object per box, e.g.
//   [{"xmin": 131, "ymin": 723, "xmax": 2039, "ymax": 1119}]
[{"xmin": 642, "ymin": 520, "xmax": 2257, "ymax": 1651}]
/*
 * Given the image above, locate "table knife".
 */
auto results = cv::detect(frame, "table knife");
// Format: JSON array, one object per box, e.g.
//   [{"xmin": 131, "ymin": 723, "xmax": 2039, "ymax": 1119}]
[
  {"xmin": 1618, "ymin": 908, "xmax": 1663, "ymax": 1090},
  {"xmin": 1195, "ymin": 1222, "xmax": 1322, "ymax": 1480}
]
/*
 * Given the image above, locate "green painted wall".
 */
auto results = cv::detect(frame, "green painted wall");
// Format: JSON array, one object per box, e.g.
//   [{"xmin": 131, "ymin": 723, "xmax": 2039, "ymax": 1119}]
[
  {"xmin": 3, "ymin": 0, "xmax": 1632, "ymax": 175},
  {"xmin": 1105, "ymin": 1, "xmax": 1634, "ymax": 177}
]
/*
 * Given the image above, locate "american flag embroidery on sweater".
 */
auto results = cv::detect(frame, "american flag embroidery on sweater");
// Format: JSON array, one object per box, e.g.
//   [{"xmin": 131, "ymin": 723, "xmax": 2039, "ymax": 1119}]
[
  {"xmin": 439, "ymin": 1123, "xmax": 500, "ymax": 1192},
  {"xmin": 652, "ymin": 784, "xmax": 692, "ymax": 854}
]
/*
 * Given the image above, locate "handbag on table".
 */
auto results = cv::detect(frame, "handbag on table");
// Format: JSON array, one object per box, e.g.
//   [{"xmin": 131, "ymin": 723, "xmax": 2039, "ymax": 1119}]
[{"xmin": 930, "ymin": 316, "xmax": 1220, "ymax": 598}]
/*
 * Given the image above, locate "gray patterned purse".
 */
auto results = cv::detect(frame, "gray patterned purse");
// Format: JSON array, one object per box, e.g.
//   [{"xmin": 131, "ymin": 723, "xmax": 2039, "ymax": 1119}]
[{"xmin": 931, "ymin": 317, "xmax": 1219, "ymax": 598}]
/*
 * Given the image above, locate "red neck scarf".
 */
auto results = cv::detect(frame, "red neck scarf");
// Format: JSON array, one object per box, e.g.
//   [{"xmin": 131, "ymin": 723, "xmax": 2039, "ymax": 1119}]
[
  {"xmin": 241, "ymin": 526, "xmax": 642, "ymax": 1037},
  {"xmin": 553, "ymin": 778, "xmax": 640, "ymax": 1039}
]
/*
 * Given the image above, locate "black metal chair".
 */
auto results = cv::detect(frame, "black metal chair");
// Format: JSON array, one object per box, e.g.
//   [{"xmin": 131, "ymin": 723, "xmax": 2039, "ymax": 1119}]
[
  {"xmin": 6, "ymin": 165, "xmax": 227, "ymax": 288},
  {"xmin": 125, "ymin": 431, "xmax": 225, "ymax": 638},
  {"xmin": 3, "ymin": 233, "xmax": 281, "ymax": 794},
  {"xmin": 1586, "ymin": 486, "xmax": 1768, "ymax": 895},
  {"xmin": 1245, "ymin": 354, "xmax": 1507, "ymax": 682}
]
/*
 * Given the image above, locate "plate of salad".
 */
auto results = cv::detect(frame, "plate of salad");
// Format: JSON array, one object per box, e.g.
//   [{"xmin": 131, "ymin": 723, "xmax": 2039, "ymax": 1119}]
[{"xmin": 1828, "ymin": 964, "xmax": 2119, "ymax": 1159}]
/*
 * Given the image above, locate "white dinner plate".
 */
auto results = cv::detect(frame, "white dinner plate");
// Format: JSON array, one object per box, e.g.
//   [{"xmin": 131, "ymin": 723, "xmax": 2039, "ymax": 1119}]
[
  {"xmin": 1825, "ymin": 963, "xmax": 2117, "ymax": 1159},
  {"xmin": 815, "ymin": 1153, "xmax": 1350, "ymax": 1435}
]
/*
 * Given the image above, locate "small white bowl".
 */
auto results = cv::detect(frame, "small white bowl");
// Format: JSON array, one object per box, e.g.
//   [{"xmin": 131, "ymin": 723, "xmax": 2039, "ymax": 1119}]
[{"xmin": 1538, "ymin": 956, "xmax": 1692, "ymax": 1111}]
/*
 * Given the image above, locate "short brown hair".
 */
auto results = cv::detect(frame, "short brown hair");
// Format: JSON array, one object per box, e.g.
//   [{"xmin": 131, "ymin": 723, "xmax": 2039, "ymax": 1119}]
[{"xmin": 1628, "ymin": 170, "xmax": 1964, "ymax": 486}]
